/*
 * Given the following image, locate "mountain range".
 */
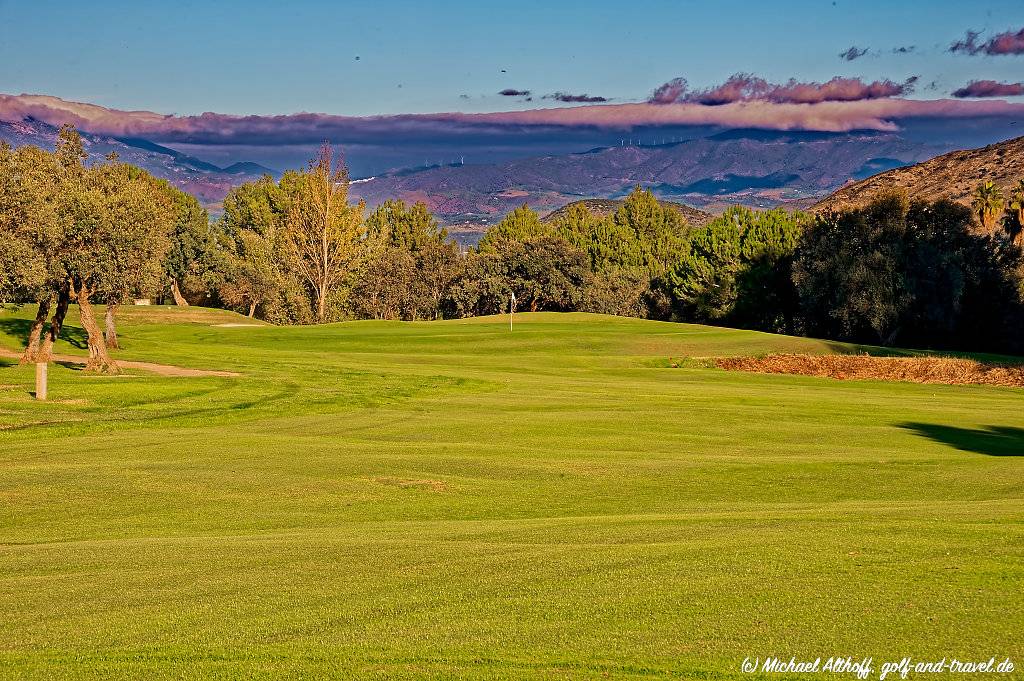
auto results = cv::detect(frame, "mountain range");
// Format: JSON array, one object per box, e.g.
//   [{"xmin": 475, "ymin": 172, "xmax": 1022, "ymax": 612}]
[
  {"xmin": 348, "ymin": 129, "xmax": 952, "ymax": 228},
  {"xmin": 0, "ymin": 117, "xmax": 277, "ymax": 207},
  {"xmin": 1, "ymin": 110, "xmax": 1005, "ymax": 233}
]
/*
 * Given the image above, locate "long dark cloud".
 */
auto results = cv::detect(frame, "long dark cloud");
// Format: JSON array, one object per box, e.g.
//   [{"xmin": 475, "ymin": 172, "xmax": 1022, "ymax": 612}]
[
  {"xmin": 893, "ymin": 45, "xmax": 915, "ymax": 54},
  {"xmin": 648, "ymin": 73, "xmax": 917, "ymax": 105},
  {"xmin": 839, "ymin": 46, "xmax": 869, "ymax": 61},
  {"xmin": 498, "ymin": 88, "xmax": 531, "ymax": 97},
  {"xmin": 543, "ymin": 92, "xmax": 608, "ymax": 103},
  {"xmin": 4, "ymin": 92, "xmax": 1024, "ymax": 150},
  {"xmin": 950, "ymin": 27, "xmax": 1024, "ymax": 55},
  {"xmin": 952, "ymin": 80, "xmax": 1024, "ymax": 98}
]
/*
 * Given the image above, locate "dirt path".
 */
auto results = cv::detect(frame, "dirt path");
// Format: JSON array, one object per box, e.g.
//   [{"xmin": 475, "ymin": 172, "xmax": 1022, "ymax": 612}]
[{"xmin": 0, "ymin": 348, "xmax": 240, "ymax": 378}]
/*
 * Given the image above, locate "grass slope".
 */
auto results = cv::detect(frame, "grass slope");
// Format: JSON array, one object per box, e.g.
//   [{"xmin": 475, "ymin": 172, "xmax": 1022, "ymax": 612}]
[{"xmin": 0, "ymin": 306, "xmax": 1021, "ymax": 679}]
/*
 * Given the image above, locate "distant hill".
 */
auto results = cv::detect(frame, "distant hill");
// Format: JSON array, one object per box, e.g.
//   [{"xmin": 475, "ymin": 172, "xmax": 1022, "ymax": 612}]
[
  {"xmin": 815, "ymin": 135, "xmax": 1024, "ymax": 213},
  {"xmin": 221, "ymin": 161, "xmax": 278, "ymax": 176},
  {"xmin": 0, "ymin": 117, "xmax": 277, "ymax": 207},
  {"xmin": 542, "ymin": 198, "xmax": 713, "ymax": 227},
  {"xmin": 349, "ymin": 129, "xmax": 948, "ymax": 225}
]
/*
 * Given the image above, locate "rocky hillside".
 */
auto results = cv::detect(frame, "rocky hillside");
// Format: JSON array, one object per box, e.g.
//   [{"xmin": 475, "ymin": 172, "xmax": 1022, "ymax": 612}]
[{"xmin": 815, "ymin": 135, "xmax": 1024, "ymax": 212}]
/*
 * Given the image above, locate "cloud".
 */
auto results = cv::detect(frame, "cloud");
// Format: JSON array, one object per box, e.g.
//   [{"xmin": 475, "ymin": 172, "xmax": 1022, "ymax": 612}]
[
  {"xmin": 543, "ymin": 92, "xmax": 608, "ymax": 103},
  {"xmin": 892, "ymin": 45, "xmax": 915, "ymax": 54},
  {"xmin": 649, "ymin": 78, "xmax": 687, "ymax": 105},
  {"xmin": 3, "ymin": 92, "xmax": 1024, "ymax": 150},
  {"xmin": 950, "ymin": 27, "xmax": 1024, "ymax": 55},
  {"xmin": 648, "ymin": 73, "xmax": 916, "ymax": 105},
  {"xmin": 498, "ymin": 89, "xmax": 531, "ymax": 97},
  {"xmin": 839, "ymin": 46, "xmax": 869, "ymax": 61},
  {"xmin": 951, "ymin": 80, "xmax": 1024, "ymax": 98}
]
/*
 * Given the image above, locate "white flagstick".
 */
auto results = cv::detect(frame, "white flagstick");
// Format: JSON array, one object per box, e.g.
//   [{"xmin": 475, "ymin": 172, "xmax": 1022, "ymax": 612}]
[{"xmin": 509, "ymin": 292, "xmax": 516, "ymax": 331}]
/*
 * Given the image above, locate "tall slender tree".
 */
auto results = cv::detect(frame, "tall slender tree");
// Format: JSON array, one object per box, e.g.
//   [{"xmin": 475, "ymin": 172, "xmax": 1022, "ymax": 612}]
[{"xmin": 286, "ymin": 143, "xmax": 364, "ymax": 322}]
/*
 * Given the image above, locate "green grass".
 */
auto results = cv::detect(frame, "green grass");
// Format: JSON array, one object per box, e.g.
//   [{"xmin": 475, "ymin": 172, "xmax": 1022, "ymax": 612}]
[{"xmin": 0, "ymin": 305, "xmax": 1021, "ymax": 679}]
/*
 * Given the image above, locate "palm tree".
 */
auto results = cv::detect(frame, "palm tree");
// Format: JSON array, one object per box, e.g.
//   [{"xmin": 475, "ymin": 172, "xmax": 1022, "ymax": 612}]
[
  {"xmin": 1006, "ymin": 179, "xmax": 1024, "ymax": 245},
  {"xmin": 972, "ymin": 181, "xmax": 1005, "ymax": 232}
]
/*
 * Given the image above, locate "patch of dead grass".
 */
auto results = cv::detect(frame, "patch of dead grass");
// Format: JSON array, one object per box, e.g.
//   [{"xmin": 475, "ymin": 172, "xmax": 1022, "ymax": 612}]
[
  {"xmin": 372, "ymin": 476, "xmax": 448, "ymax": 492},
  {"xmin": 716, "ymin": 353, "xmax": 1024, "ymax": 388}
]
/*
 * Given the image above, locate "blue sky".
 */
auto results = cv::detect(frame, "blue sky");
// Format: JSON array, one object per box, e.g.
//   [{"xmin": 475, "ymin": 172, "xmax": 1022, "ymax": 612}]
[{"xmin": 2, "ymin": 0, "xmax": 1023, "ymax": 117}]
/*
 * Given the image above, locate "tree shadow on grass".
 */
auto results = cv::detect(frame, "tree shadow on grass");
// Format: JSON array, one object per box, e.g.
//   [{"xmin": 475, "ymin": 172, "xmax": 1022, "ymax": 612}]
[
  {"xmin": 0, "ymin": 318, "xmax": 88, "ymax": 350},
  {"xmin": 55, "ymin": 360, "xmax": 84, "ymax": 372},
  {"xmin": 899, "ymin": 422, "xmax": 1024, "ymax": 457}
]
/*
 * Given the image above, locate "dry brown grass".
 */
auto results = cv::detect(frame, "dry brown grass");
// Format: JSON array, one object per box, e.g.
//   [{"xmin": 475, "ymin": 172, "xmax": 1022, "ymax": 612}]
[
  {"xmin": 716, "ymin": 353, "xmax": 1024, "ymax": 388},
  {"xmin": 372, "ymin": 477, "xmax": 448, "ymax": 492}
]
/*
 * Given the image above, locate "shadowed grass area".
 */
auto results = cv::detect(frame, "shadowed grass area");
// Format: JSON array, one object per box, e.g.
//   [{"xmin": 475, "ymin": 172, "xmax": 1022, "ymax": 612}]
[
  {"xmin": 0, "ymin": 304, "xmax": 1021, "ymax": 679},
  {"xmin": 900, "ymin": 422, "xmax": 1024, "ymax": 457}
]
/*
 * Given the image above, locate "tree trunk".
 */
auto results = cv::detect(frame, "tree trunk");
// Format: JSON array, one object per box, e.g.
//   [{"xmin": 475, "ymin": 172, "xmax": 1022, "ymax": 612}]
[
  {"xmin": 881, "ymin": 325, "xmax": 901, "ymax": 348},
  {"xmin": 77, "ymin": 283, "xmax": 118, "ymax": 374},
  {"xmin": 104, "ymin": 303, "xmax": 120, "ymax": 350},
  {"xmin": 20, "ymin": 296, "xmax": 52, "ymax": 364},
  {"xmin": 170, "ymin": 278, "xmax": 189, "ymax": 307},
  {"xmin": 247, "ymin": 301, "xmax": 257, "ymax": 318},
  {"xmin": 316, "ymin": 284, "xmax": 327, "ymax": 323},
  {"xmin": 39, "ymin": 284, "xmax": 70, "ymax": 363}
]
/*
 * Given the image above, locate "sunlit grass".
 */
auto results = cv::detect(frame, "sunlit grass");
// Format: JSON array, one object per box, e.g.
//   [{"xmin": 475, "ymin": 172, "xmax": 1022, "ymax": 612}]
[{"xmin": 0, "ymin": 305, "xmax": 1021, "ymax": 679}]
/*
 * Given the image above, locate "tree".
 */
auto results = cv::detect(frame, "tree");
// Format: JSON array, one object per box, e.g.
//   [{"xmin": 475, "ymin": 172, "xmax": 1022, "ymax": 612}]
[
  {"xmin": 669, "ymin": 216, "xmax": 742, "ymax": 322},
  {"xmin": 352, "ymin": 247, "xmax": 416, "ymax": 320},
  {"xmin": 972, "ymin": 181, "xmax": 1004, "ymax": 232},
  {"xmin": 479, "ymin": 234, "xmax": 590, "ymax": 313},
  {"xmin": 3, "ymin": 127, "xmax": 182, "ymax": 366},
  {"xmin": 91, "ymin": 164, "xmax": 174, "ymax": 350},
  {"xmin": 5, "ymin": 131, "xmax": 178, "ymax": 372},
  {"xmin": 581, "ymin": 268, "xmax": 651, "ymax": 317},
  {"xmin": 794, "ymin": 193, "xmax": 911, "ymax": 345},
  {"xmin": 161, "ymin": 183, "xmax": 218, "ymax": 307},
  {"xmin": 448, "ymin": 251, "xmax": 510, "ymax": 318},
  {"xmin": 3, "ymin": 130, "xmax": 90, "ymax": 364},
  {"xmin": 416, "ymin": 239, "xmax": 463, "ymax": 319},
  {"xmin": 607, "ymin": 187, "xmax": 690, "ymax": 276},
  {"xmin": 1004, "ymin": 179, "xmax": 1024, "ymax": 245},
  {"xmin": 361, "ymin": 199, "xmax": 461, "ymax": 320},
  {"xmin": 0, "ymin": 144, "xmax": 59, "ymax": 361},
  {"xmin": 286, "ymin": 143, "xmax": 364, "ymax": 323},
  {"xmin": 477, "ymin": 205, "xmax": 550, "ymax": 250},
  {"xmin": 365, "ymin": 199, "xmax": 446, "ymax": 251},
  {"xmin": 217, "ymin": 173, "xmax": 314, "ymax": 323},
  {"xmin": 508, "ymin": 235, "xmax": 589, "ymax": 312},
  {"xmin": 667, "ymin": 207, "xmax": 803, "ymax": 331},
  {"xmin": 49, "ymin": 155, "xmax": 175, "ymax": 371},
  {"xmin": 793, "ymin": 193, "xmax": 1023, "ymax": 351}
]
